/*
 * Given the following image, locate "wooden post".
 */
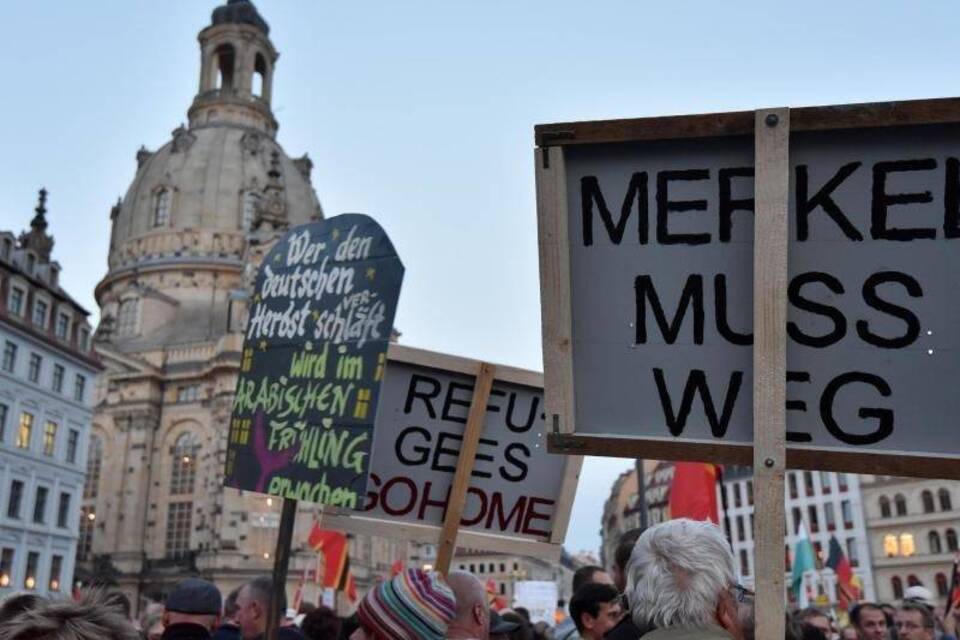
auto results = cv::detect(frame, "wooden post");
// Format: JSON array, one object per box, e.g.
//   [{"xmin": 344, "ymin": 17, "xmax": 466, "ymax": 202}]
[
  {"xmin": 266, "ymin": 498, "xmax": 298, "ymax": 640},
  {"xmin": 435, "ymin": 362, "xmax": 496, "ymax": 575},
  {"xmin": 752, "ymin": 108, "xmax": 790, "ymax": 639}
]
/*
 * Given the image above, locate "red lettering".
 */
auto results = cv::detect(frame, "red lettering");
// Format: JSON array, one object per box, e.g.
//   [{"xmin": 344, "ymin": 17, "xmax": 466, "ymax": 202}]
[
  {"xmin": 485, "ymin": 493, "xmax": 526, "ymax": 532},
  {"xmin": 417, "ymin": 481, "xmax": 451, "ymax": 520},
  {"xmin": 362, "ymin": 472, "xmax": 382, "ymax": 512},
  {"xmin": 380, "ymin": 476, "xmax": 417, "ymax": 516},
  {"xmin": 521, "ymin": 497, "xmax": 554, "ymax": 537},
  {"xmin": 460, "ymin": 487, "xmax": 488, "ymax": 526}
]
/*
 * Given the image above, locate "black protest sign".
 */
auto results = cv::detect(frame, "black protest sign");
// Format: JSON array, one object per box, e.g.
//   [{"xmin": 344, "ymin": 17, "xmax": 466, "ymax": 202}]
[{"xmin": 224, "ymin": 214, "xmax": 404, "ymax": 508}]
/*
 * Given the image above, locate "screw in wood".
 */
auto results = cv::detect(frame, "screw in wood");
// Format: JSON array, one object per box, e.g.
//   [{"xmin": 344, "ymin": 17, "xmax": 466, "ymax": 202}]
[
  {"xmin": 764, "ymin": 458, "xmax": 775, "ymax": 467},
  {"xmin": 765, "ymin": 113, "xmax": 779, "ymax": 127}
]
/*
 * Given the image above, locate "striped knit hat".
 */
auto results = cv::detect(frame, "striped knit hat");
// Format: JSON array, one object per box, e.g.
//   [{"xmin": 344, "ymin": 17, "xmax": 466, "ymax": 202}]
[{"xmin": 356, "ymin": 569, "xmax": 457, "ymax": 640}]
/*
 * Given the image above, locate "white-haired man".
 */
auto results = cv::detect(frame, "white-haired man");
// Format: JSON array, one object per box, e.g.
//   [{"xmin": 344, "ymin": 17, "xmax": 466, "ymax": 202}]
[{"xmin": 626, "ymin": 518, "xmax": 747, "ymax": 640}]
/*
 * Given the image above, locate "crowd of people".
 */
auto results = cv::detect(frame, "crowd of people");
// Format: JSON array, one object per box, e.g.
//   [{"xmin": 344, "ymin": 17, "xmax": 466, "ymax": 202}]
[{"xmin": 1, "ymin": 519, "xmax": 959, "ymax": 640}]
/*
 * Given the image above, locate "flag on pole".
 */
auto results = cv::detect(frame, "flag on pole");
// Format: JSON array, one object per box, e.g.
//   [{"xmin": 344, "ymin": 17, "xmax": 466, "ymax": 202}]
[
  {"xmin": 825, "ymin": 536, "xmax": 858, "ymax": 610},
  {"xmin": 791, "ymin": 523, "xmax": 816, "ymax": 607},
  {"xmin": 946, "ymin": 551, "xmax": 960, "ymax": 615},
  {"xmin": 308, "ymin": 522, "xmax": 358, "ymax": 603},
  {"xmin": 390, "ymin": 559, "xmax": 405, "ymax": 577},
  {"xmin": 668, "ymin": 463, "xmax": 720, "ymax": 524}
]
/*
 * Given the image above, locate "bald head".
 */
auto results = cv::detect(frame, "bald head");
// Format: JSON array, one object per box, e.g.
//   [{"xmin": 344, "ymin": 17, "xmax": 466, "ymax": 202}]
[{"xmin": 446, "ymin": 571, "xmax": 489, "ymax": 639}]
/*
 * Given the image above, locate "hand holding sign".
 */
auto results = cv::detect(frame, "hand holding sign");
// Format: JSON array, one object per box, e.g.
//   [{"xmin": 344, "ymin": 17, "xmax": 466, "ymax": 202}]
[{"xmin": 225, "ymin": 214, "xmax": 404, "ymax": 508}]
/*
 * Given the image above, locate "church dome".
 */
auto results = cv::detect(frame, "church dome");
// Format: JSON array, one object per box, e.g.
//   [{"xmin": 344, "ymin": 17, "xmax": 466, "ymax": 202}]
[{"xmin": 106, "ymin": 124, "xmax": 321, "ymax": 273}]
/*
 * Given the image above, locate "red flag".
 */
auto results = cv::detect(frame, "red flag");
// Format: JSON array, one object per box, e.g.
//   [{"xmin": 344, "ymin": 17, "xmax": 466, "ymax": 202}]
[
  {"xmin": 390, "ymin": 560, "xmax": 404, "ymax": 577},
  {"xmin": 947, "ymin": 552, "xmax": 960, "ymax": 614},
  {"xmin": 668, "ymin": 462, "xmax": 719, "ymax": 523},
  {"xmin": 308, "ymin": 522, "xmax": 356, "ymax": 600}
]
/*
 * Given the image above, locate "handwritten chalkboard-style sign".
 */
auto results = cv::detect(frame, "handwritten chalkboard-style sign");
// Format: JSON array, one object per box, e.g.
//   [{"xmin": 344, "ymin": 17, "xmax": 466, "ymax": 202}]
[
  {"xmin": 536, "ymin": 97, "xmax": 960, "ymax": 479},
  {"xmin": 224, "ymin": 214, "xmax": 404, "ymax": 508}
]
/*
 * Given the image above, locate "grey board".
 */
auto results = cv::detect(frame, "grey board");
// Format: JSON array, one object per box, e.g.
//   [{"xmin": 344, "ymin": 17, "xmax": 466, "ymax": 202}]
[{"xmin": 566, "ymin": 123, "xmax": 960, "ymax": 456}]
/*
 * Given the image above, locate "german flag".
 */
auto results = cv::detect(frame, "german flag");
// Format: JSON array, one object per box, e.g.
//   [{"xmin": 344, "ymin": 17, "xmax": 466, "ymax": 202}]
[
  {"xmin": 668, "ymin": 463, "xmax": 720, "ymax": 524},
  {"xmin": 308, "ymin": 523, "xmax": 358, "ymax": 603}
]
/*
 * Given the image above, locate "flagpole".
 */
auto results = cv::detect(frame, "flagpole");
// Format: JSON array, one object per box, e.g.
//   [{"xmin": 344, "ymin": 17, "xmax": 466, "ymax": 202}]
[
  {"xmin": 946, "ymin": 551, "xmax": 960, "ymax": 616},
  {"xmin": 716, "ymin": 466, "xmax": 732, "ymax": 548},
  {"xmin": 266, "ymin": 498, "xmax": 298, "ymax": 640}
]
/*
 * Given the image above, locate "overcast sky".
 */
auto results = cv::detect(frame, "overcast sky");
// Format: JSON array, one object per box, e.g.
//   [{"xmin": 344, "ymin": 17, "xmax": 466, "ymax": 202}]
[{"xmin": 2, "ymin": 1, "xmax": 957, "ymax": 557}]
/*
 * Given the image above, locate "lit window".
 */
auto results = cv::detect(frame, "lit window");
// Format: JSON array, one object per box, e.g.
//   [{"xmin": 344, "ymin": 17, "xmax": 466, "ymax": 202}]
[
  {"xmin": 27, "ymin": 353, "xmax": 41, "ymax": 383},
  {"xmin": 17, "ymin": 412, "xmax": 33, "ymax": 449},
  {"xmin": 900, "ymin": 533, "xmax": 916, "ymax": 557},
  {"xmin": 52, "ymin": 364, "xmax": 64, "ymax": 393},
  {"xmin": 154, "ymin": 189, "xmax": 171, "ymax": 227},
  {"xmin": 8, "ymin": 288, "xmax": 24, "ymax": 316},
  {"xmin": 170, "ymin": 433, "xmax": 198, "ymax": 495},
  {"xmin": 32, "ymin": 300, "xmax": 48, "ymax": 328},
  {"xmin": 23, "ymin": 552, "xmax": 38, "ymax": 590},
  {"xmin": 77, "ymin": 508, "xmax": 95, "ymax": 560},
  {"xmin": 42, "ymin": 421, "xmax": 57, "ymax": 456},
  {"xmin": 0, "ymin": 549, "xmax": 12, "ymax": 587},
  {"xmin": 166, "ymin": 502, "xmax": 193, "ymax": 559},
  {"xmin": 884, "ymin": 534, "xmax": 899, "ymax": 557},
  {"xmin": 2, "ymin": 342, "xmax": 17, "ymax": 373},
  {"xmin": 49, "ymin": 555, "xmax": 62, "ymax": 592}
]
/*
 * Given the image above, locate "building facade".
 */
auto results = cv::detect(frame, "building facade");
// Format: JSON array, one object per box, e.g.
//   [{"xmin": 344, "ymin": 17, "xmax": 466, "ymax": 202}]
[
  {"xmin": 452, "ymin": 548, "xmax": 579, "ymax": 610},
  {"xmin": 860, "ymin": 476, "xmax": 960, "ymax": 606},
  {"xmin": 0, "ymin": 192, "xmax": 101, "ymax": 597},
  {"xmin": 80, "ymin": 0, "xmax": 414, "ymax": 608}
]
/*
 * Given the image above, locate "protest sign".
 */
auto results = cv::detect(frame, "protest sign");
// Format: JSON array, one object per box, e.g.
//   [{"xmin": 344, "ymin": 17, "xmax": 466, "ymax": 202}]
[
  {"xmin": 536, "ymin": 98, "xmax": 960, "ymax": 479},
  {"xmin": 322, "ymin": 344, "xmax": 582, "ymax": 561},
  {"xmin": 224, "ymin": 213, "xmax": 404, "ymax": 505},
  {"xmin": 513, "ymin": 581, "xmax": 559, "ymax": 626}
]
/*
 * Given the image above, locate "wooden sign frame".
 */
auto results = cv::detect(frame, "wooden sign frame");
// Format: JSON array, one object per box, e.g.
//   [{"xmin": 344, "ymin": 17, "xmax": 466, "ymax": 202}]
[
  {"xmin": 321, "ymin": 343, "xmax": 583, "ymax": 564},
  {"xmin": 535, "ymin": 96, "xmax": 960, "ymax": 481}
]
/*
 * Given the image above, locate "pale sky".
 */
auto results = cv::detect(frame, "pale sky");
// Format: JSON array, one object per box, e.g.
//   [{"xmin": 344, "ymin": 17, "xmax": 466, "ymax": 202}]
[{"xmin": 2, "ymin": 1, "xmax": 957, "ymax": 557}]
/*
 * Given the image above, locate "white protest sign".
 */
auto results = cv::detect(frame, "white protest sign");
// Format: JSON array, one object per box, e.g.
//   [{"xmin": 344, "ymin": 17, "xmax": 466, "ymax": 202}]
[
  {"xmin": 513, "ymin": 580, "xmax": 558, "ymax": 626},
  {"xmin": 322, "ymin": 344, "xmax": 581, "ymax": 559}
]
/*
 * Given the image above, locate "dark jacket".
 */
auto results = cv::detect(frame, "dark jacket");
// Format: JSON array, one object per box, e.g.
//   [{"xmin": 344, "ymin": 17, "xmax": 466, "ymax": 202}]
[
  {"xmin": 211, "ymin": 623, "xmax": 241, "ymax": 640},
  {"xmin": 252, "ymin": 628, "xmax": 307, "ymax": 640},
  {"xmin": 604, "ymin": 610, "xmax": 652, "ymax": 640},
  {"xmin": 161, "ymin": 623, "xmax": 212, "ymax": 640}
]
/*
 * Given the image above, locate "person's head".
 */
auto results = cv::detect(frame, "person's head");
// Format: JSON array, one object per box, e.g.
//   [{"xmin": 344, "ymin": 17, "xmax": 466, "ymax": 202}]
[
  {"xmin": 223, "ymin": 587, "xmax": 240, "ymax": 622},
  {"xmin": 236, "ymin": 576, "xmax": 284, "ymax": 640},
  {"xmin": 0, "ymin": 593, "xmax": 44, "ymax": 622},
  {"xmin": 572, "ymin": 565, "xmax": 612, "ymax": 596},
  {"xmin": 850, "ymin": 603, "xmax": 887, "ymax": 640},
  {"xmin": 569, "ymin": 583, "xmax": 622, "ymax": 640},
  {"xmin": 611, "ymin": 528, "xmax": 643, "ymax": 593},
  {"xmin": 352, "ymin": 569, "xmax": 456, "ymax": 640},
  {"xmin": 627, "ymin": 519, "xmax": 741, "ymax": 638},
  {"xmin": 300, "ymin": 606, "xmax": 341, "ymax": 640},
  {"xmin": 0, "ymin": 591, "xmax": 139, "ymax": 640},
  {"xmin": 894, "ymin": 601, "xmax": 935, "ymax": 640},
  {"xmin": 795, "ymin": 607, "xmax": 831, "ymax": 637},
  {"xmin": 799, "ymin": 623, "xmax": 828, "ymax": 640},
  {"xmin": 839, "ymin": 626, "xmax": 859, "ymax": 640},
  {"xmin": 445, "ymin": 571, "xmax": 489, "ymax": 639},
  {"xmin": 163, "ymin": 578, "xmax": 222, "ymax": 632},
  {"xmin": 488, "ymin": 610, "xmax": 523, "ymax": 640},
  {"xmin": 142, "ymin": 611, "xmax": 164, "ymax": 640}
]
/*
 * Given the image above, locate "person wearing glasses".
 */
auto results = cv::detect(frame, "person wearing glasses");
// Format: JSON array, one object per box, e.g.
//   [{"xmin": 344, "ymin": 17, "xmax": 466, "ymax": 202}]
[
  {"xmin": 625, "ymin": 519, "xmax": 747, "ymax": 639},
  {"xmin": 893, "ymin": 601, "xmax": 935, "ymax": 640}
]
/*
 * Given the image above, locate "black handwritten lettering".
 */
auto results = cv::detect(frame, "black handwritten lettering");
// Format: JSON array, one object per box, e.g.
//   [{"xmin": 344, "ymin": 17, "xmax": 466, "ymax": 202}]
[
  {"xmin": 652, "ymin": 368, "xmax": 743, "ymax": 438},
  {"xmin": 635, "ymin": 274, "xmax": 704, "ymax": 345},
  {"xmin": 871, "ymin": 159, "xmax": 937, "ymax": 241},
  {"xmin": 656, "ymin": 170, "xmax": 711, "ymax": 245},
  {"xmin": 820, "ymin": 372, "xmax": 894, "ymax": 445},
  {"xmin": 718, "ymin": 167, "xmax": 754, "ymax": 242},
  {"xmin": 580, "ymin": 173, "xmax": 649, "ymax": 246},
  {"xmin": 796, "ymin": 162, "xmax": 863, "ymax": 241},
  {"xmin": 787, "ymin": 272, "xmax": 846, "ymax": 348},
  {"xmin": 857, "ymin": 271, "xmax": 922, "ymax": 349}
]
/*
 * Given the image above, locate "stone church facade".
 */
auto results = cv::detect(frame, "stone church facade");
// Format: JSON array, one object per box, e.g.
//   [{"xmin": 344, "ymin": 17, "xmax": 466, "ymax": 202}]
[{"xmin": 81, "ymin": 0, "xmax": 413, "ymax": 609}]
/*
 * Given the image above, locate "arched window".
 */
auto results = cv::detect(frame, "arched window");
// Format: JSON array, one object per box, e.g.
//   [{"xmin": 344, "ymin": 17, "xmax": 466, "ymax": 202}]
[
  {"xmin": 938, "ymin": 573, "xmax": 950, "ymax": 597},
  {"xmin": 947, "ymin": 529, "xmax": 958, "ymax": 552},
  {"xmin": 940, "ymin": 488, "xmax": 953, "ymax": 511},
  {"xmin": 116, "ymin": 299, "xmax": 139, "ymax": 338},
  {"xmin": 895, "ymin": 494, "xmax": 908, "ymax": 516},
  {"xmin": 83, "ymin": 436, "xmax": 102, "ymax": 499},
  {"xmin": 929, "ymin": 530, "xmax": 942, "ymax": 554},
  {"xmin": 922, "ymin": 490, "xmax": 935, "ymax": 513},
  {"xmin": 879, "ymin": 496, "xmax": 891, "ymax": 518},
  {"xmin": 170, "ymin": 433, "xmax": 198, "ymax": 495},
  {"xmin": 153, "ymin": 189, "xmax": 171, "ymax": 227},
  {"xmin": 907, "ymin": 574, "xmax": 921, "ymax": 587},
  {"xmin": 892, "ymin": 576, "xmax": 904, "ymax": 599},
  {"xmin": 253, "ymin": 52, "xmax": 267, "ymax": 98},
  {"xmin": 214, "ymin": 44, "xmax": 236, "ymax": 91},
  {"xmin": 241, "ymin": 191, "xmax": 259, "ymax": 231}
]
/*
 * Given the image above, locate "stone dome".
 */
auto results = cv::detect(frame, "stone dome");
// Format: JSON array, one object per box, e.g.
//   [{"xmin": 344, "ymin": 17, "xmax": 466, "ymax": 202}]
[
  {"xmin": 106, "ymin": 124, "xmax": 322, "ymax": 272},
  {"xmin": 212, "ymin": 0, "xmax": 269, "ymax": 35}
]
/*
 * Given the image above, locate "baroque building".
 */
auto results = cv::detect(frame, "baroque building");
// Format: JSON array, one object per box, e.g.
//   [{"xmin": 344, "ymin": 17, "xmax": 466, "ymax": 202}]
[
  {"xmin": 0, "ymin": 191, "xmax": 101, "ymax": 596},
  {"xmin": 860, "ymin": 476, "xmax": 960, "ymax": 606},
  {"xmin": 82, "ymin": 0, "xmax": 411, "ymax": 608}
]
